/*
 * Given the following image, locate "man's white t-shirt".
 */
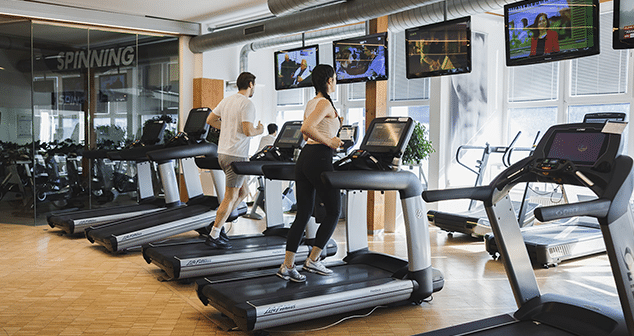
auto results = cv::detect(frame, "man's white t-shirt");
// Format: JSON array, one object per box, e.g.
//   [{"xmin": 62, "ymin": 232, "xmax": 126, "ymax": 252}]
[{"xmin": 213, "ymin": 93, "xmax": 256, "ymax": 158}]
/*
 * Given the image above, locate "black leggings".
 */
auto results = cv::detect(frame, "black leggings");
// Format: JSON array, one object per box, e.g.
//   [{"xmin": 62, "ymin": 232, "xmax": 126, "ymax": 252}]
[{"xmin": 286, "ymin": 144, "xmax": 341, "ymax": 253}]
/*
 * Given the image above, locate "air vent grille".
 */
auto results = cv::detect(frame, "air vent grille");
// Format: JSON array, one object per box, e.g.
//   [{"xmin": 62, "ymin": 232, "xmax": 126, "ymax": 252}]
[{"xmin": 244, "ymin": 25, "xmax": 265, "ymax": 36}]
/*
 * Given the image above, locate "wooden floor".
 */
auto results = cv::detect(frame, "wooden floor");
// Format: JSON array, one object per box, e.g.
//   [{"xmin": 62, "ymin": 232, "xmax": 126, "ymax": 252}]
[{"xmin": 0, "ymin": 210, "xmax": 622, "ymax": 336}]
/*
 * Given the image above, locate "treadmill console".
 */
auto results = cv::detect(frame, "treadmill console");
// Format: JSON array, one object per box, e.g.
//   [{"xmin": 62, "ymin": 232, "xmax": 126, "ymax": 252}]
[
  {"xmin": 334, "ymin": 117, "xmax": 414, "ymax": 171},
  {"xmin": 182, "ymin": 107, "xmax": 212, "ymax": 142},
  {"xmin": 524, "ymin": 122, "xmax": 623, "ymax": 192},
  {"xmin": 140, "ymin": 120, "xmax": 167, "ymax": 146},
  {"xmin": 251, "ymin": 120, "xmax": 304, "ymax": 162},
  {"xmin": 165, "ymin": 108, "xmax": 212, "ymax": 147},
  {"xmin": 338, "ymin": 124, "xmax": 359, "ymax": 153},
  {"xmin": 128, "ymin": 120, "xmax": 167, "ymax": 148}
]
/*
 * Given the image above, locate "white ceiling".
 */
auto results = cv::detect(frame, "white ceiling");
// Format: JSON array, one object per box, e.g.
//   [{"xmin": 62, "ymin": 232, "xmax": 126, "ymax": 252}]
[{"xmin": 30, "ymin": 0, "xmax": 274, "ymax": 28}]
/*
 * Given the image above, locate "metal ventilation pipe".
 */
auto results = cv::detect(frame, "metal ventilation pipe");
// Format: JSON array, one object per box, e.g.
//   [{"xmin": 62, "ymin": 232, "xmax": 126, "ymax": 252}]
[
  {"xmin": 190, "ymin": 0, "xmax": 445, "ymax": 53},
  {"xmin": 239, "ymin": 23, "xmax": 366, "ymax": 72},
  {"xmin": 267, "ymin": 0, "xmax": 339, "ymax": 16},
  {"xmin": 388, "ymin": 0, "xmax": 513, "ymax": 32}
]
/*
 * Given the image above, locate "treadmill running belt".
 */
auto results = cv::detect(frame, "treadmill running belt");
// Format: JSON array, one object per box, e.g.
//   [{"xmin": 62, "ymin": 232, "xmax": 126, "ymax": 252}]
[{"xmin": 200, "ymin": 264, "xmax": 397, "ymax": 309}]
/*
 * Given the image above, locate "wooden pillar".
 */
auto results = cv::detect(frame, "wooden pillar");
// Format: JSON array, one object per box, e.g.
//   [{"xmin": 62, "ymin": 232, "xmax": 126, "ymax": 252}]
[
  {"xmin": 365, "ymin": 16, "xmax": 392, "ymax": 235},
  {"xmin": 193, "ymin": 78, "xmax": 224, "ymax": 109}
]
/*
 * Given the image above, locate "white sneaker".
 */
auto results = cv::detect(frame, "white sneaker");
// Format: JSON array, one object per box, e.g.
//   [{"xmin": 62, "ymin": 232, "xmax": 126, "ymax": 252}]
[
  {"xmin": 276, "ymin": 264, "xmax": 306, "ymax": 283},
  {"xmin": 303, "ymin": 258, "xmax": 333, "ymax": 276}
]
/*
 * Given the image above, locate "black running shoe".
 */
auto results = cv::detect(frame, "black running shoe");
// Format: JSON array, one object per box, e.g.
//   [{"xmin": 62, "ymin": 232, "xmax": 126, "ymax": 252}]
[
  {"xmin": 205, "ymin": 235, "xmax": 232, "ymax": 249},
  {"xmin": 219, "ymin": 226, "xmax": 230, "ymax": 242}
]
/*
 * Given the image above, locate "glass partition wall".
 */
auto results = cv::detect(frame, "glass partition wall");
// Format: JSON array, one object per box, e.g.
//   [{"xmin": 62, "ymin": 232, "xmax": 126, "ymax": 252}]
[{"xmin": 0, "ymin": 18, "xmax": 179, "ymax": 225}]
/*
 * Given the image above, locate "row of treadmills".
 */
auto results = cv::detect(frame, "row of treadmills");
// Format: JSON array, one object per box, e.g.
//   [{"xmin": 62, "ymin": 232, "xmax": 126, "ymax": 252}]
[{"xmin": 47, "ymin": 108, "xmax": 634, "ymax": 335}]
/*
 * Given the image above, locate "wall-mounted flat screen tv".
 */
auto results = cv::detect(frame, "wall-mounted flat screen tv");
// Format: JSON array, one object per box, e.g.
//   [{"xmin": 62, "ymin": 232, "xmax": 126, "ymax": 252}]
[
  {"xmin": 405, "ymin": 17, "xmax": 472, "ymax": 79},
  {"xmin": 274, "ymin": 45, "xmax": 319, "ymax": 90},
  {"xmin": 504, "ymin": 0, "xmax": 599, "ymax": 66},
  {"xmin": 613, "ymin": 0, "xmax": 634, "ymax": 49},
  {"xmin": 99, "ymin": 73, "xmax": 127, "ymax": 102},
  {"xmin": 333, "ymin": 32, "xmax": 388, "ymax": 84}
]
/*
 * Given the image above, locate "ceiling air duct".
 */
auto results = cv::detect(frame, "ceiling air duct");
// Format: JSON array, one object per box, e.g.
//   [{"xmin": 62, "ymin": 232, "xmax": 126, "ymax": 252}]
[
  {"xmin": 267, "ymin": 0, "xmax": 339, "ymax": 16},
  {"xmin": 190, "ymin": 0, "xmax": 445, "ymax": 53},
  {"xmin": 388, "ymin": 0, "xmax": 513, "ymax": 31}
]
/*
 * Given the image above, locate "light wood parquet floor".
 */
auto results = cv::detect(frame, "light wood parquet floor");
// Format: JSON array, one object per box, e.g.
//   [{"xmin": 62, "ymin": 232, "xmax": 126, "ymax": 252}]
[{"xmin": 0, "ymin": 211, "xmax": 622, "ymax": 336}]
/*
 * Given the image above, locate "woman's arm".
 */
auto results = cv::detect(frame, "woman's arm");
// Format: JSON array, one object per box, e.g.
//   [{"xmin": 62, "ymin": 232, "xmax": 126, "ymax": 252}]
[{"xmin": 301, "ymin": 99, "xmax": 342, "ymax": 149}]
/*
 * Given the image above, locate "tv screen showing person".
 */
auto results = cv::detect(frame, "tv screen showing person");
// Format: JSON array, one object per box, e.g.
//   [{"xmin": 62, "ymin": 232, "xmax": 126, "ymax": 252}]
[
  {"xmin": 505, "ymin": 0, "xmax": 599, "ymax": 66},
  {"xmin": 333, "ymin": 32, "xmax": 388, "ymax": 84},
  {"xmin": 274, "ymin": 45, "xmax": 319, "ymax": 90}
]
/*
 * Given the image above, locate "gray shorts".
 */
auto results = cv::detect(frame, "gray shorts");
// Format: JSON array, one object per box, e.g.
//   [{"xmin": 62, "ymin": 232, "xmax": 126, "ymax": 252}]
[{"xmin": 218, "ymin": 154, "xmax": 248, "ymax": 188}]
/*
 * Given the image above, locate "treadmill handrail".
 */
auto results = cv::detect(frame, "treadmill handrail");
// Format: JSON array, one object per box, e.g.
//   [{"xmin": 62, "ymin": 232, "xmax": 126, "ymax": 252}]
[
  {"xmin": 146, "ymin": 142, "xmax": 217, "ymax": 162},
  {"xmin": 534, "ymin": 198, "xmax": 611, "ymax": 222},
  {"xmin": 422, "ymin": 185, "xmax": 492, "ymax": 203},
  {"xmin": 261, "ymin": 162, "xmax": 296, "ymax": 180},
  {"xmin": 322, "ymin": 170, "xmax": 422, "ymax": 199}
]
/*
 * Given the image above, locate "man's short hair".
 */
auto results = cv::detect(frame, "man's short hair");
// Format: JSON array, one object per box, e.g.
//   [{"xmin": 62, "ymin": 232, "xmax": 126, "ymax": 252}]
[
  {"xmin": 267, "ymin": 123, "xmax": 278, "ymax": 135},
  {"xmin": 236, "ymin": 72, "xmax": 256, "ymax": 90}
]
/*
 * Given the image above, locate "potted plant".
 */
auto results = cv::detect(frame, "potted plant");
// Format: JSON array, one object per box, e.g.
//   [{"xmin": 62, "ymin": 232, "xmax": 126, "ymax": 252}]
[{"xmin": 403, "ymin": 121, "xmax": 434, "ymax": 165}]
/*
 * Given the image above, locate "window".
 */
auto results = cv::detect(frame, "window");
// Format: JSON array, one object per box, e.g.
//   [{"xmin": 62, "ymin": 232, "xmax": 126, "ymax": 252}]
[
  {"xmin": 508, "ymin": 62, "xmax": 559, "ymax": 102},
  {"xmin": 509, "ymin": 107, "xmax": 557, "ymax": 149},
  {"xmin": 570, "ymin": 12, "xmax": 628, "ymax": 96},
  {"xmin": 389, "ymin": 30, "xmax": 430, "ymax": 101}
]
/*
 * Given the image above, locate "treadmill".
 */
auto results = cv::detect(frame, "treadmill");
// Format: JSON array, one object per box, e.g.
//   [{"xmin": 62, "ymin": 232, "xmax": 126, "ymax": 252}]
[
  {"xmin": 47, "ymin": 119, "xmax": 167, "ymax": 234},
  {"xmin": 427, "ymin": 132, "xmax": 538, "ymax": 237},
  {"xmin": 141, "ymin": 120, "xmax": 337, "ymax": 280},
  {"xmin": 195, "ymin": 117, "xmax": 444, "ymax": 331},
  {"xmin": 420, "ymin": 120, "xmax": 634, "ymax": 335},
  {"xmin": 84, "ymin": 108, "xmax": 222, "ymax": 253},
  {"xmin": 484, "ymin": 112, "xmax": 627, "ymax": 267}
]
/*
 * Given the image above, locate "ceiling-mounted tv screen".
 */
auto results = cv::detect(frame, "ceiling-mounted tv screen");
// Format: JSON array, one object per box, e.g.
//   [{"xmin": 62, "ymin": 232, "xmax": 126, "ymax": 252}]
[
  {"xmin": 274, "ymin": 45, "xmax": 319, "ymax": 90},
  {"xmin": 613, "ymin": 0, "xmax": 634, "ymax": 49},
  {"xmin": 405, "ymin": 17, "xmax": 472, "ymax": 79},
  {"xmin": 504, "ymin": 0, "xmax": 599, "ymax": 67},
  {"xmin": 333, "ymin": 32, "xmax": 388, "ymax": 84}
]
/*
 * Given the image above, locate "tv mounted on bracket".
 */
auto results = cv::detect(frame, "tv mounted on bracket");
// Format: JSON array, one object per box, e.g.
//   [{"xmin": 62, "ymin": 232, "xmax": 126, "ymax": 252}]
[
  {"xmin": 333, "ymin": 32, "xmax": 388, "ymax": 84},
  {"xmin": 274, "ymin": 45, "xmax": 319, "ymax": 90},
  {"xmin": 613, "ymin": 0, "xmax": 634, "ymax": 49},
  {"xmin": 405, "ymin": 17, "xmax": 472, "ymax": 79},
  {"xmin": 504, "ymin": 0, "xmax": 599, "ymax": 67}
]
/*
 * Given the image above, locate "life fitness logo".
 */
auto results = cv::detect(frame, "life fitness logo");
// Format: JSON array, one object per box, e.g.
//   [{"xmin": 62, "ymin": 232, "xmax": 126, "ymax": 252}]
[{"xmin": 623, "ymin": 247, "xmax": 634, "ymax": 296}]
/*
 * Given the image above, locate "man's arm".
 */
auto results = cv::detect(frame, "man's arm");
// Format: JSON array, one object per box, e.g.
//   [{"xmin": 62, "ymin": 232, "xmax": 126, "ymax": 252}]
[
  {"xmin": 242, "ymin": 121, "xmax": 264, "ymax": 137},
  {"xmin": 207, "ymin": 112, "xmax": 221, "ymax": 129}
]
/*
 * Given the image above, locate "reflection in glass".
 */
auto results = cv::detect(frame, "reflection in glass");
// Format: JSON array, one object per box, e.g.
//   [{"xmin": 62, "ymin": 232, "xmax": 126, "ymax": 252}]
[{"xmin": 0, "ymin": 19, "xmax": 180, "ymax": 225}]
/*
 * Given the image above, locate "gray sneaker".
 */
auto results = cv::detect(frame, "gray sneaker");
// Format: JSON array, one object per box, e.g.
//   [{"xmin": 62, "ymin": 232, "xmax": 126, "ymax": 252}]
[
  {"xmin": 303, "ymin": 258, "xmax": 333, "ymax": 275},
  {"xmin": 276, "ymin": 264, "xmax": 306, "ymax": 283}
]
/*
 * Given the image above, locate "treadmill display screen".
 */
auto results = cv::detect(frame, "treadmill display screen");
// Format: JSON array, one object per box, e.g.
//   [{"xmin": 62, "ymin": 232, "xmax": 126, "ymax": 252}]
[
  {"xmin": 547, "ymin": 131, "xmax": 606, "ymax": 164},
  {"xmin": 141, "ymin": 121, "xmax": 166, "ymax": 143},
  {"xmin": 276, "ymin": 125, "xmax": 303, "ymax": 147},
  {"xmin": 339, "ymin": 127, "xmax": 356, "ymax": 141},
  {"xmin": 183, "ymin": 109, "xmax": 210, "ymax": 135},
  {"xmin": 365, "ymin": 123, "xmax": 407, "ymax": 148}
]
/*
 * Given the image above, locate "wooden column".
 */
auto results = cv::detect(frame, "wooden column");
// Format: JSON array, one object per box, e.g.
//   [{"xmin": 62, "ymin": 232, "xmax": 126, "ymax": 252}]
[
  {"xmin": 365, "ymin": 16, "xmax": 392, "ymax": 234},
  {"xmin": 193, "ymin": 78, "xmax": 224, "ymax": 109}
]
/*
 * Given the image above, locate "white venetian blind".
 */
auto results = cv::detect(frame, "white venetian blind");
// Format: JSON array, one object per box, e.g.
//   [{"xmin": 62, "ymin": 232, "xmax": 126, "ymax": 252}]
[
  {"xmin": 570, "ymin": 11, "xmax": 628, "ymax": 96},
  {"xmin": 508, "ymin": 62, "xmax": 560, "ymax": 102},
  {"xmin": 390, "ymin": 30, "xmax": 430, "ymax": 101}
]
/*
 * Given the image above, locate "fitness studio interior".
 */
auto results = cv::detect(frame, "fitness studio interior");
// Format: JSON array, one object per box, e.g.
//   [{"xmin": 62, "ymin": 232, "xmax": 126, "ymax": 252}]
[{"xmin": 1, "ymin": 0, "xmax": 634, "ymax": 335}]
